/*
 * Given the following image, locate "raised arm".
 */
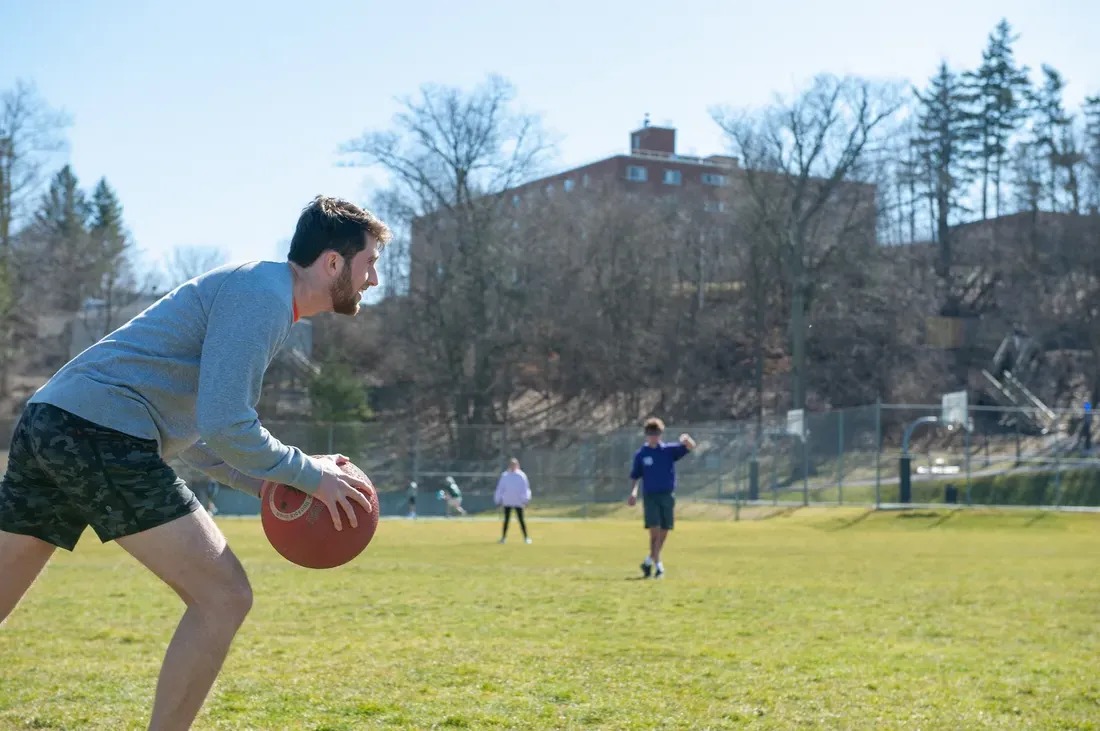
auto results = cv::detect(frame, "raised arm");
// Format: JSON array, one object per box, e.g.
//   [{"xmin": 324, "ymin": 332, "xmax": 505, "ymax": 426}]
[{"xmin": 673, "ymin": 433, "xmax": 696, "ymax": 460}]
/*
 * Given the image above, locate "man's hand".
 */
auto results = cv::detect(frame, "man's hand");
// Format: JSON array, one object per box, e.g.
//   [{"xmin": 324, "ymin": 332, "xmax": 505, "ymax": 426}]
[
  {"xmin": 313, "ymin": 462, "xmax": 374, "ymax": 531},
  {"xmin": 627, "ymin": 490, "xmax": 638, "ymax": 507},
  {"xmin": 679, "ymin": 433, "xmax": 697, "ymax": 450}
]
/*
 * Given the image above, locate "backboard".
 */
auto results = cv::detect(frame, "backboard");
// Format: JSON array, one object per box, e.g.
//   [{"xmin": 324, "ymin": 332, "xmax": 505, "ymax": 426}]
[
  {"xmin": 941, "ymin": 391, "xmax": 968, "ymax": 428},
  {"xmin": 786, "ymin": 409, "xmax": 805, "ymax": 438}
]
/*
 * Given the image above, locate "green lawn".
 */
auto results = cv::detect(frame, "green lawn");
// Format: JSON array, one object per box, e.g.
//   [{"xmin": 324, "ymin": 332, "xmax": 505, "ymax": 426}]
[{"xmin": 1, "ymin": 509, "xmax": 1098, "ymax": 730}]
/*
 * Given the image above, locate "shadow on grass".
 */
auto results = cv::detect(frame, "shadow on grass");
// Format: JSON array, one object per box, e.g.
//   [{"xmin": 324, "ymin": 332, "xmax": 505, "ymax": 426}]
[
  {"xmin": 1023, "ymin": 511, "xmax": 1049, "ymax": 527},
  {"xmin": 825, "ymin": 508, "xmax": 875, "ymax": 532},
  {"xmin": 926, "ymin": 511, "xmax": 955, "ymax": 529},
  {"xmin": 755, "ymin": 506, "xmax": 803, "ymax": 521}
]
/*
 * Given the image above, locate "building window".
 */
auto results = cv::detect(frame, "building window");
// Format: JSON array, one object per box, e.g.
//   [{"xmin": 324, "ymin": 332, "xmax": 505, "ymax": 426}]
[
  {"xmin": 632, "ymin": 134, "xmax": 641, "ymax": 150},
  {"xmin": 626, "ymin": 165, "xmax": 647, "ymax": 182},
  {"xmin": 704, "ymin": 201, "xmax": 725, "ymax": 213},
  {"xmin": 582, "ymin": 173, "xmax": 590, "ymax": 187},
  {"xmin": 512, "ymin": 194, "xmax": 520, "ymax": 207},
  {"xmin": 702, "ymin": 173, "xmax": 727, "ymax": 186},
  {"xmin": 663, "ymin": 170, "xmax": 682, "ymax": 185},
  {"xmin": 545, "ymin": 183, "xmax": 554, "ymax": 195},
  {"xmin": 564, "ymin": 178, "xmax": 575, "ymax": 192}
]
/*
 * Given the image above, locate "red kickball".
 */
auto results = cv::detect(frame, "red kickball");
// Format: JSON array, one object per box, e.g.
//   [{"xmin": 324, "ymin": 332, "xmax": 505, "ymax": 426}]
[{"xmin": 260, "ymin": 458, "xmax": 380, "ymax": 569}]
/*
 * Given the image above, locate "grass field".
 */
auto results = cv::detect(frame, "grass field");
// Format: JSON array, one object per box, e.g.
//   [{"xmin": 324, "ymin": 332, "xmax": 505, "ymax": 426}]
[{"xmin": 1, "ymin": 508, "xmax": 1099, "ymax": 730}]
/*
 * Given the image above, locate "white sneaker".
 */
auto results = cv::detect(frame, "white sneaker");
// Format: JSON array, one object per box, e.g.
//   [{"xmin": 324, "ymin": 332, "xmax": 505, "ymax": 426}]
[
  {"xmin": 498, "ymin": 538, "xmax": 506, "ymax": 544},
  {"xmin": 524, "ymin": 537, "xmax": 532, "ymax": 544}
]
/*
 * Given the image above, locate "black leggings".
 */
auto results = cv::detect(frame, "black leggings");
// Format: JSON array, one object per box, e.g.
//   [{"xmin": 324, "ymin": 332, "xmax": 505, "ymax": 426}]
[{"xmin": 503, "ymin": 507, "xmax": 528, "ymax": 538}]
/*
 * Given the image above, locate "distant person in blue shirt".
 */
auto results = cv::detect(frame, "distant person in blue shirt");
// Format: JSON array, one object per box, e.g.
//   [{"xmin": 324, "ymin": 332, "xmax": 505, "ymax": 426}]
[{"xmin": 628, "ymin": 417, "xmax": 695, "ymax": 579}]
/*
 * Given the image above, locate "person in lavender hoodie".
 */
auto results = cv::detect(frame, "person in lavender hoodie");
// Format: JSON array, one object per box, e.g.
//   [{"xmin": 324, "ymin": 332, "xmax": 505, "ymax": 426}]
[{"xmin": 495, "ymin": 458, "xmax": 532, "ymax": 544}]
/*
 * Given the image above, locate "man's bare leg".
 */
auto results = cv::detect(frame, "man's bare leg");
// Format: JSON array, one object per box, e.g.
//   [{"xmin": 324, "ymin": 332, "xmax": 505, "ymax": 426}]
[
  {"xmin": 116, "ymin": 508, "xmax": 253, "ymax": 731},
  {"xmin": 653, "ymin": 528, "xmax": 669, "ymax": 564},
  {"xmin": 648, "ymin": 527, "xmax": 660, "ymax": 563},
  {"xmin": 0, "ymin": 531, "xmax": 56, "ymax": 625}
]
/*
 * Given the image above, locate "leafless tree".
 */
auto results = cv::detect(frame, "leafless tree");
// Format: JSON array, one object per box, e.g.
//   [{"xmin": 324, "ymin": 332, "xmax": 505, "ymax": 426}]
[
  {"xmin": 164, "ymin": 244, "xmax": 229, "ymax": 287},
  {"xmin": 0, "ymin": 80, "xmax": 70, "ymax": 250},
  {"xmin": 713, "ymin": 74, "xmax": 903, "ymax": 410},
  {"xmin": 0, "ymin": 80, "xmax": 69, "ymax": 399},
  {"xmin": 341, "ymin": 75, "xmax": 554, "ymax": 454}
]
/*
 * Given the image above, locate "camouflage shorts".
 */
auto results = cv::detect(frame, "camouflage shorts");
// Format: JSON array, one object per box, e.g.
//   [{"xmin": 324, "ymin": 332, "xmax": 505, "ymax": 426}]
[{"xmin": 0, "ymin": 403, "xmax": 200, "ymax": 551}]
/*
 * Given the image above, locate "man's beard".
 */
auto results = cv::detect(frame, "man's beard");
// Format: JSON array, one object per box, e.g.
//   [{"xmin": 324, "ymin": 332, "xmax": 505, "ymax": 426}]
[{"xmin": 330, "ymin": 262, "xmax": 361, "ymax": 315}]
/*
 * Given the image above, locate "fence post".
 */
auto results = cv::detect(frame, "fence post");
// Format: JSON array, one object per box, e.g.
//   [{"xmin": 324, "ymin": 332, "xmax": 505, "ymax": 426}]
[
  {"xmin": 327, "ymin": 423, "xmax": 334, "ymax": 454},
  {"xmin": 717, "ymin": 435, "xmax": 724, "ymax": 501},
  {"xmin": 733, "ymin": 444, "xmax": 740, "ymax": 522},
  {"xmin": 802, "ymin": 433, "xmax": 809, "ymax": 506},
  {"xmin": 412, "ymin": 421, "xmax": 421, "ymax": 487},
  {"xmin": 964, "ymin": 411, "xmax": 972, "ymax": 506},
  {"xmin": 874, "ymin": 398, "xmax": 882, "ymax": 509},
  {"xmin": 1053, "ymin": 449, "xmax": 1063, "ymax": 508},
  {"xmin": 837, "ymin": 409, "xmax": 844, "ymax": 505},
  {"xmin": 1015, "ymin": 415, "xmax": 1021, "ymax": 467}
]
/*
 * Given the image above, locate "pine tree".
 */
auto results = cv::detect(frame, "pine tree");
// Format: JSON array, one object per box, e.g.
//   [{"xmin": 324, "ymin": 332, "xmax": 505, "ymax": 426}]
[
  {"xmin": 88, "ymin": 178, "xmax": 136, "ymax": 332},
  {"xmin": 33, "ymin": 164, "xmax": 88, "ymax": 239},
  {"xmin": 89, "ymin": 177, "xmax": 128, "ymax": 273},
  {"xmin": 1011, "ymin": 141, "xmax": 1042, "ymax": 214},
  {"xmin": 913, "ymin": 62, "xmax": 976, "ymax": 281},
  {"xmin": 1029, "ymin": 65, "xmax": 1074, "ymax": 212},
  {"xmin": 1084, "ymin": 94, "xmax": 1100, "ymax": 212},
  {"xmin": 963, "ymin": 19, "xmax": 1031, "ymax": 219},
  {"xmin": 30, "ymin": 165, "xmax": 93, "ymax": 309}
]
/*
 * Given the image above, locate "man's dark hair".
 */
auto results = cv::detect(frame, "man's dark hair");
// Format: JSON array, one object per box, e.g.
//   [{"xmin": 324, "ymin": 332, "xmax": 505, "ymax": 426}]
[{"xmin": 288, "ymin": 195, "xmax": 392, "ymax": 267}]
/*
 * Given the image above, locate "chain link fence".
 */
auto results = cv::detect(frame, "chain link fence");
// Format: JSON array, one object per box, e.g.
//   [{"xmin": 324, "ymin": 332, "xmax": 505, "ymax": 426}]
[{"xmin": 2, "ymin": 402, "xmax": 1098, "ymax": 516}]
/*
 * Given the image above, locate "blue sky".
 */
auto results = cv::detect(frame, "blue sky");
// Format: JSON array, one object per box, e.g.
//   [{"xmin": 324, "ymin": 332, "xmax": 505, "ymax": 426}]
[{"xmin": 3, "ymin": 0, "xmax": 1098, "ymax": 285}]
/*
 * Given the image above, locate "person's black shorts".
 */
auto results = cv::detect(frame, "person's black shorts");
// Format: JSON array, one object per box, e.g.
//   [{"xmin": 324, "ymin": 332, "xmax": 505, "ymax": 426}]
[
  {"xmin": 643, "ymin": 491, "xmax": 675, "ymax": 530},
  {"xmin": 0, "ymin": 403, "xmax": 200, "ymax": 551}
]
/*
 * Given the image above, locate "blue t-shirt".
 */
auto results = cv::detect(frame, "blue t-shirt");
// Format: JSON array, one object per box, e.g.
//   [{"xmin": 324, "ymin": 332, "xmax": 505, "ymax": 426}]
[{"xmin": 630, "ymin": 442, "xmax": 690, "ymax": 494}]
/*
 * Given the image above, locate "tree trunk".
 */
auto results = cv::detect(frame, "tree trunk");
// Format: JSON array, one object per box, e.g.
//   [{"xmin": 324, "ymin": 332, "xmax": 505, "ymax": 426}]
[
  {"xmin": 790, "ymin": 236, "xmax": 807, "ymax": 411},
  {"xmin": 980, "ymin": 145, "xmax": 990, "ymax": 220},
  {"xmin": 994, "ymin": 154, "xmax": 1003, "ymax": 218}
]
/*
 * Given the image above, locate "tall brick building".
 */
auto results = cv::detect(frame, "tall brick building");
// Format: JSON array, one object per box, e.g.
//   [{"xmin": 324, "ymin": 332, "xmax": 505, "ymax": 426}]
[
  {"xmin": 409, "ymin": 120, "xmax": 878, "ymax": 291},
  {"xmin": 505, "ymin": 120, "xmax": 738, "ymax": 211}
]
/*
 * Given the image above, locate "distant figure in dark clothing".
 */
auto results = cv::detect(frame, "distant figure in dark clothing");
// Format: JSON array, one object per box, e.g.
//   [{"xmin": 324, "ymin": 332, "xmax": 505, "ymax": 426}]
[{"xmin": 1082, "ymin": 401, "xmax": 1092, "ymax": 454}]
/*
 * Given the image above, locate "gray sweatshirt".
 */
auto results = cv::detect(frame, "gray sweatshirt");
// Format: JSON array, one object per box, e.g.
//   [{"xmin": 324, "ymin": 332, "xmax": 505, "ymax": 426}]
[{"xmin": 29, "ymin": 260, "xmax": 326, "ymax": 496}]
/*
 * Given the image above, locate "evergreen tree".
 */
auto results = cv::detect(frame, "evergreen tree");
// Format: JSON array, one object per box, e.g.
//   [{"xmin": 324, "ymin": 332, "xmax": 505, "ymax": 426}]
[
  {"xmin": 1083, "ymin": 94, "xmax": 1100, "ymax": 211},
  {"xmin": 88, "ymin": 177, "xmax": 136, "ymax": 332},
  {"xmin": 1011, "ymin": 140, "xmax": 1042, "ymax": 214},
  {"xmin": 963, "ymin": 19, "xmax": 1031, "ymax": 219},
  {"xmin": 913, "ymin": 62, "xmax": 976, "ymax": 281},
  {"xmin": 1029, "ymin": 65, "xmax": 1075, "ymax": 212},
  {"xmin": 29, "ymin": 167, "xmax": 139, "ymax": 314},
  {"xmin": 33, "ymin": 164, "xmax": 88, "ymax": 240},
  {"xmin": 31, "ymin": 165, "xmax": 94, "ymax": 310}
]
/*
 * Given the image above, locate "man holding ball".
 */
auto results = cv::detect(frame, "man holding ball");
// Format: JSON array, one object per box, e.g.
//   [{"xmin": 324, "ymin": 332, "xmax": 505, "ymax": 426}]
[
  {"xmin": 628, "ymin": 417, "xmax": 695, "ymax": 579},
  {"xmin": 0, "ymin": 196, "xmax": 389, "ymax": 730}
]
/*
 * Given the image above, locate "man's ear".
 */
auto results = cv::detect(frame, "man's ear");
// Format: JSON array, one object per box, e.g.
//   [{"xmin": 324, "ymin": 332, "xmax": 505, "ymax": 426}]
[{"xmin": 325, "ymin": 251, "xmax": 342, "ymax": 275}]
